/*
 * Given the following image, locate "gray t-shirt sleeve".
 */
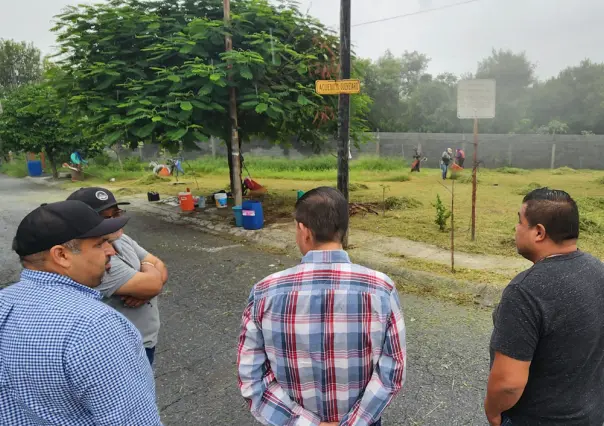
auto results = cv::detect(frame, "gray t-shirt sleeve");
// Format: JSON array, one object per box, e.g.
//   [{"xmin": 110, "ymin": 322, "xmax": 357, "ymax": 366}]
[
  {"xmin": 120, "ymin": 234, "xmax": 149, "ymax": 262},
  {"xmin": 97, "ymin": 255, "xmax": 138, "ymax": 298},
  {"xmin": 491, "ymin": 283, "xmax": 541, "ymax": 361}
]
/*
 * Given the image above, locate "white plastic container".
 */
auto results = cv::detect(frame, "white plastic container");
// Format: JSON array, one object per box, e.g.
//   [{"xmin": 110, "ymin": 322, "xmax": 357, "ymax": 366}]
[{"xmin": 214, "ymin": 193, "xmax": 227, "ymax": 208}]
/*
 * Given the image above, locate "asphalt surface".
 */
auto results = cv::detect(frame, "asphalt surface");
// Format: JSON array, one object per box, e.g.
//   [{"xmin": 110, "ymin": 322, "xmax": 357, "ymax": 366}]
[{"xmin": 0, "ymin": 175, "xmax": 494, "ymax": 425}]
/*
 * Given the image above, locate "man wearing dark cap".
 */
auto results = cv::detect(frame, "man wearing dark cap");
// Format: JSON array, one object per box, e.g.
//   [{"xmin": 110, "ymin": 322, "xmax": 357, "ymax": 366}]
[
  {"xmin": 0, "ymin": 201, "xmax": 162, "ymax": 425},
  {"xmin": 67, "ymin": 187, "xmax": 168, "ymax": 365}
]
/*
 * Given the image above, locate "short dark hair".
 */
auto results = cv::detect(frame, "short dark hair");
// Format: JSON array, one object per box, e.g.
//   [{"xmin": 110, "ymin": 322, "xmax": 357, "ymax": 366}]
[
  {"xmin": 294, "ymin": 187, "xmax": 349, "ymax": 243},
  {"xmin": 522, "ymin": 188, "xmax": 579, "ymax": 243}
]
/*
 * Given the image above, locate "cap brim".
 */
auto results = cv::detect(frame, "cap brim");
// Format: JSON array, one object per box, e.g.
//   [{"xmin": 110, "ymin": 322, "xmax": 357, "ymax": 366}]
[
  {"xmin": 79, "ymin": 216, "xmax": 130, "ymax": 239},
  {"xmin": 93, "ymin": 201, "xmax": 131, "ymax": 213}
]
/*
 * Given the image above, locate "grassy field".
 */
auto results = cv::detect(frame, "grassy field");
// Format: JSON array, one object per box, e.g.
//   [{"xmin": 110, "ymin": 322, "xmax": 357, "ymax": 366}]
[{"xmin": 4, "ymin": 155, "xmax": 604, "ymax": 261}]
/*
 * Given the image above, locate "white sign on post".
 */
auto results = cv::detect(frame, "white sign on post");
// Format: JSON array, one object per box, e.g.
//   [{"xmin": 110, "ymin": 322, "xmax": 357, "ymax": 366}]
[{"xmin": 457, "ymin": 79, "xmax": 496, "ymax": 119}]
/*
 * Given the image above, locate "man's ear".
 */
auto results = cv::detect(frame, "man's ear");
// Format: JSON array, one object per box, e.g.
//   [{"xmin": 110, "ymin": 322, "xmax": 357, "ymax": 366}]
[
  {"xmin": 534, "ymin": 223, "xmax": 547, "ymax": 242},
  {"xmin": 48, "ymin": 245, "xmax": 72, "ymax": 268}
]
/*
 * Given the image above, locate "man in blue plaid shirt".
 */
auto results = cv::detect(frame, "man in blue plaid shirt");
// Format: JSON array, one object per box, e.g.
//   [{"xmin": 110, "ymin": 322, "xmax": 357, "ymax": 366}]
[
  {"xmin": 238, "ymin": 187, "xmax": 406, "ymax": 426},
  {"xmin": 0, "ymin": 201, "xmax": 162, "ymax": 425}
]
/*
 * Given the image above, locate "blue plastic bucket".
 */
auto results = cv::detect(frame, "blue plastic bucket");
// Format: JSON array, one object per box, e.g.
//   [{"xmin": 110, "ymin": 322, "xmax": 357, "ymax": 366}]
[
  {"xmin": 242, "ymin": 200, "xmax": 264, "ymax": 230},
  {"xmin": 27, "ymin": 160, "xmax": 43, "ymax": 177},
  {"xmin": 233, "ymin": 206, "xmax": 243, "ymax": 227}
]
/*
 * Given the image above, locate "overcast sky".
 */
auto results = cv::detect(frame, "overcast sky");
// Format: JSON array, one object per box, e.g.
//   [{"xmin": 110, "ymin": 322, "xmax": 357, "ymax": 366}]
[{"xmin": 1, "ymin": 0, "xmax": 603, "ymax": 80}]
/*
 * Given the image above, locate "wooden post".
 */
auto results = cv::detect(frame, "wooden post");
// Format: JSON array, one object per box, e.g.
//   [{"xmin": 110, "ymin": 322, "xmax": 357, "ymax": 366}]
[
  {"xmin": 224, "ymin": 0, "xmax": 243, "ymax": 206},
  {"xmin": 338, "ymin": 0, "xmax": 351, "ymax": 247},
  {"xmin": 550, "ymin": 143, "xmax": 556, "ymax": 170},
  {"xmin": 375, "ymin": 129, "xmax": 380, "ymax": 156},
  {"xmin": 451, "ymin": 177, "xmax": 455, "ymax": 273},
  {"xmin": 508, "ymin": 142, "xmax": 513, "ymax": 166},
  {"xmin": 471, "ymin": 117, "xmax": 478, "ymax": 241},
  {"xmin": 211, "ymin": 136, "xmax": 216, "ymax": 158}
]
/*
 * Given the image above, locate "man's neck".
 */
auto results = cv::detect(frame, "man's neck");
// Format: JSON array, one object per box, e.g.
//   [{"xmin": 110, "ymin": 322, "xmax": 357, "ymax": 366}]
[
  {"xmin": 533, "ymin": 241, "xmax": 578, "ymax": 263},
  {"xmin": 309, "ymin": 242, "xmax": 344, "ymax": 252}
]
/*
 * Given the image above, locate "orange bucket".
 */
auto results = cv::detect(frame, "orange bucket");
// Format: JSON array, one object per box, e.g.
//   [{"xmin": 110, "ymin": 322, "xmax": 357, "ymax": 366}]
[{"xmin": 179, "ymin": 192, "xmax": 195, "ymax": 212}]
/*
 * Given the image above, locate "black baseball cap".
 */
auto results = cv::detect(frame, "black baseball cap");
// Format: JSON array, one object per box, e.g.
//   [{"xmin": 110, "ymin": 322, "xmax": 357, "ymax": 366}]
[
  {"xmin": 12, "ymin": 200, "xmax": 130, "ymax": 257},
  {"xmin": 66, "ymin": 187, "xmax": 130, "ymax": 212}
]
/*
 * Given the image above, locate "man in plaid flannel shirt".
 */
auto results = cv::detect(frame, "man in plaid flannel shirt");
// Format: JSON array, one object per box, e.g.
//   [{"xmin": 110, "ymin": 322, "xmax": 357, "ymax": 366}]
[{"xmin": 238, "ymin": 187, "xmax": 406, "ymax": 426}]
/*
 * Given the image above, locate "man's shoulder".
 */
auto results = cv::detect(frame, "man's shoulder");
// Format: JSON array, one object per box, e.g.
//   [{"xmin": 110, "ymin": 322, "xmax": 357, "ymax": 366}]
[
  {"xmin": 1, "ymin": 279, "xmax": 123, "ymax": 324},
  {"xmin": 254, "ymin": 262, "xmax": 395, "ymax": 295}
]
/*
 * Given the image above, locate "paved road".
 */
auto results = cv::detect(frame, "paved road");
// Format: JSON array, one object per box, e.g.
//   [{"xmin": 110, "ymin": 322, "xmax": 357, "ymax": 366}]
[{"xmin": 0, "ymin": 175, "xmax": 493, "ymax": 425}]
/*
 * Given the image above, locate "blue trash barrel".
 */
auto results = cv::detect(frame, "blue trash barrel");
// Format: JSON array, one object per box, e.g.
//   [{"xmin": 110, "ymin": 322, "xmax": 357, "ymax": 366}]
[
  {"xmin": 27, "ymin": 160, "xmax": 43, "ymax": 177},
  {"xmin": 242, "ymin": 200, "xmax": 264, "ymax": 230}
]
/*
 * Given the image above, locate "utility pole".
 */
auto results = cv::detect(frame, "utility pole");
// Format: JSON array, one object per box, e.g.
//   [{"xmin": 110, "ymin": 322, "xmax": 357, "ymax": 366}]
[
  {"xmin": 338, "ymin": 0, "xmax": 351, "ymax": 246},
  {"xmin": 223, "ymin": 0, "xmax": 243, "ymax": 206}
]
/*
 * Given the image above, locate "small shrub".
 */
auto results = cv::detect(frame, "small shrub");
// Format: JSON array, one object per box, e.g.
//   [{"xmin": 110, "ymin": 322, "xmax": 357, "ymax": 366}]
[
  {"xmin": 93, "ymin": 152, "xmax": 112, "ymax": 167},
  {"xmin": 0, "ymin": 160, "xmax": 28, "ymax": 178},
  {"xmin": 385, "ymin": 196, "xmax": 423, "ymax": 210},
  {"xmin": 349, "ymin": 183, "xmax": 369, "ymax": 192},
  {"xmin": 122, "ymin": 156, "xmax": 144, "ymax": 172},
  {"xmin": 496, "ymin": 167, "xmax": 528, "ymax": 175},
  {"xmin": 516, "ymin": 182, "xmax": 542, "ymax": 196},
  {"xmin": 551, "ymin": 166, "xmax": 577, "ymax": 175},
  {"xmin": 433, "ymin": 194, "xmax": 451, "ymax": 232}
]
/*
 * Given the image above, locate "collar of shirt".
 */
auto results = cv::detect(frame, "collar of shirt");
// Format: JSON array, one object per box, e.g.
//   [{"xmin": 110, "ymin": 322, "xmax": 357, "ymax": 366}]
[
  {"xmin": 20, "ymin": 269, "xmax": 103, "ymax": 301},
  {"xmin": 301, "ymin": 250, "xmax": 351, "ymax": 265}
]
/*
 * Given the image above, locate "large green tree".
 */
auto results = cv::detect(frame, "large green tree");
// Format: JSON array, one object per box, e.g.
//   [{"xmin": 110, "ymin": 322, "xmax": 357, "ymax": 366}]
[
  {"xmin": 530, "ymin": 60, "xmax": 604, "ymax": 134},
  {"xmin": 52, "ymin": 0, "xmax": 371, "ymax": 188},
  {"xmin": 0, "ymin": 39, "xmax": 43, "ymax": 96},
  {"xmin": 0, "ymin": 81, "xmax": 80, "ymax": 178},
  {"xmin": 475, "ymin": 49, "xmax": 536, "ymax": 133}
]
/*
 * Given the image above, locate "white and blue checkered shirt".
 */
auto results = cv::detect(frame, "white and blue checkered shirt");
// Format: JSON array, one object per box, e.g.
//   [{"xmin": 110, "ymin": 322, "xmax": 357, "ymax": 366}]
[{"xmin": 0, "ymin": 269, "xmax": 162, "ymax": 425}]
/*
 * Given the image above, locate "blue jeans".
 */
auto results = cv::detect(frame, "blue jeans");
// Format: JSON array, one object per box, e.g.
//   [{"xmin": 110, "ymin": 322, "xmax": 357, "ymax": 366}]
[
  {"xmin": 145, "ymin": 347, "xmax": 156, "ymax": 366},
  {"xmin": 371, "ymin": 419, "xmax": 382, "ymax": 426},
  {"xmin": 440, "ymin": 163, "xmax": 448, "ymax": 179}
]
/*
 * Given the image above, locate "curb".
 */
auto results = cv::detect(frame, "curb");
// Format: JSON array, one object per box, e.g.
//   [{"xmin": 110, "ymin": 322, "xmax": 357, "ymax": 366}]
[{"xmin": 130, "ymin": 199, "xmax": 503, "ymax": 307}]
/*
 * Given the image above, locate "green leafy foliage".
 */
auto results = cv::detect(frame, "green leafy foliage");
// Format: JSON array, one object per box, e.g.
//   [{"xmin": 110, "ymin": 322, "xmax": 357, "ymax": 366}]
[
  {"xmin": 433, "ymin": 194, "xmax": 451, "ymax": 232},
  {"xmin": 51, "ymin": 0, "xmax": 371, "ymax": 155},
  {"xmin": 0, "ymin": 81, "xmax": 86, "ymax": 177}
]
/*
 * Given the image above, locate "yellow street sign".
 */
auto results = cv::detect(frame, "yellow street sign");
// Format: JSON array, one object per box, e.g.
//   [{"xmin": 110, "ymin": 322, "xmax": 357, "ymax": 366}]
[{"xmin": 315, "ymin": 79, "xmax": 361, "ymax": 95}]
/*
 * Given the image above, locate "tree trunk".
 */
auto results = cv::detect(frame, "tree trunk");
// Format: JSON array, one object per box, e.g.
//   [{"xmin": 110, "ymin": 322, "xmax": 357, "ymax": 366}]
[
  {"xmin": 112, "ymin": 144, "xmax": 123, "ymax": 171},
  {"xmin": 226, "ymin": 136, "xmax": 235, "ymax": 193},
  {"xmin": 46, "ymin": 150, "xmax": 59, "ymax": 179}
]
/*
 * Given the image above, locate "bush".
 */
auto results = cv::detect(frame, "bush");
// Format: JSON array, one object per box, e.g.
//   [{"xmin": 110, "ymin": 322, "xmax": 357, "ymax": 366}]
[
  {"xmin": 93, "ymin": 152, "xmax": 112, "ymax": 167},
  {"xmin": 516, "ymin": 182, "xmax": 542, "ymax": 196},
  {"xmin": 433, "ymin": 194, "xmax": 451, "ymax": 232},
  {"xmin": 122, "ymin": 156, "xmax": 144, "ymax": 172},
  {"xmin": 0, "ymin": 159, "xmax": 28, "ymax": 178},
  {"xmin": 385, "ymin": 196, "xmax": 423, "ymax": 210}
]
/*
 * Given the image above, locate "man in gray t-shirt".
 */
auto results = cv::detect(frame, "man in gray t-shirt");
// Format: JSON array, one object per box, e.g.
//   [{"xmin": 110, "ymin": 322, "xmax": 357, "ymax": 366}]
[
  {"xmin": 485, "ymin": 188, "xmax": 604, "ymax": 426},
  {"xmin": 67, "ymin": 187, "xmax": 168, "ymax": 365}
]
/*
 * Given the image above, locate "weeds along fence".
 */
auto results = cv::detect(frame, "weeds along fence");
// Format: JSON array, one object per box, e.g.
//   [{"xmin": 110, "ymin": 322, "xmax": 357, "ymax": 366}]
[{"xmin": 108, "ymin": 132, "xmax": 604, "ymax": 171}]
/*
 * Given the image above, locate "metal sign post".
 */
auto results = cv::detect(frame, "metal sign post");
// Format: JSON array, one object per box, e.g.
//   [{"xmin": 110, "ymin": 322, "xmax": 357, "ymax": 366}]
[{"xmin": 457, "ymin": 79, "xmax": 496, "ymax": 242}]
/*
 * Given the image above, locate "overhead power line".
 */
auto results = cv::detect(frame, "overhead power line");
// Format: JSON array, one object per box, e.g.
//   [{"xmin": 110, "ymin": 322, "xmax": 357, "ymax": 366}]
[{"xmin": 352, "ymin": 0, "xmax": 481, "ymax": 28}]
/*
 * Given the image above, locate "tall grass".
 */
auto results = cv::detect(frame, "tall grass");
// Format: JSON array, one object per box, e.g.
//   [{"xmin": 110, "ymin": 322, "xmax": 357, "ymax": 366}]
[{"xmin": 0, "ymin": 159, "xmax": 28, "ymax": 178}]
